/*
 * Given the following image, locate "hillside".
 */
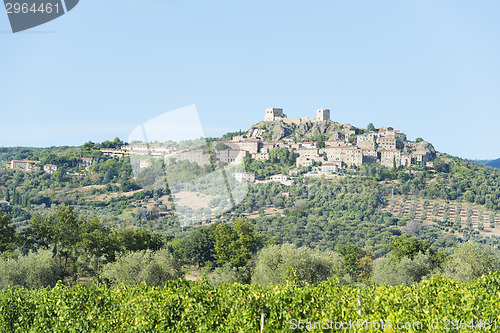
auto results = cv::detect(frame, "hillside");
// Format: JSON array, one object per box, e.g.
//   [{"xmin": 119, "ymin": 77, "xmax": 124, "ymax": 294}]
[
  {"xmin": 1, "ymin": 145, "xmax": 500, "ymax": 258},
  {"xmin": 2, "ymin": 132, "xmax": 500, "ymax": 303},
  {"xmin": 487, "ymin": 158, "xmax": 500, "ymax": 169},
  {"xmin": 1, "ymin": 122, "xmax": 500, "ymax": 259}
]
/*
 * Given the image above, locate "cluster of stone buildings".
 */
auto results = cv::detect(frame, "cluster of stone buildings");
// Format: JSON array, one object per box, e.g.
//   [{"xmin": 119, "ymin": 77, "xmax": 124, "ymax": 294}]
[
  {"xmin": 218, "ymin": 108, "xmax": 434, "ymax": 170},
  {"xmin": 6, "ymin": 158, "xmax": 94, "ymax": 174},
  {"xmin": 284, "ymin": 128, "xmax": 433, "ymax": 169},
  {"xmin": 110, "ymin": 107, "xmax": 434, "ymax": 172},
  {"xmin": 7, "ymin": 160, "xmax": 42, "ymax": 173},
  {"xmin": 101, "ymin": 145, "xmax": 171, "ymax": 158},
  {"xmin": 15, "ymin": 107, "xmax": 430, "ymax": 180},
  {"xmin": 234, "ymin": 172, "xmax": 293, "ymax": 185}
]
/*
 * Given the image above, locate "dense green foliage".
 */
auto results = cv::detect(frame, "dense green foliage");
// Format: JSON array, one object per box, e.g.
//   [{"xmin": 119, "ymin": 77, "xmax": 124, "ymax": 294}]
[
  {"xmin": 372, "ymin": 241, "xmax": 500, "ymax": 286},
  {"xmin": 0, "ymin": 146, "xmax": 79, "ymax": 164},
  {"xmin": 0, "ymin": 213, "xmax": 16, "ymax": 253},
  {"xmin": 244, "ymin": 179, "xmax": 402, "ymax": 258},
  {"xmin": 2, "ymin": 142, "xmax": 500, "ymax": 292},
  {"xmin": 2, "ymin": 140, "xmax": 500, "ymax": 331},
  {"xmin": 387, "ymin": 235, "xmax": 445, "ymax": 265},
  {"xmin": 207, "ymin": 264, "xmax": 252, "ymax": 286},
  {"xmin": 337, "ymin": 244, "xmax": 373, "ymax": 281},
  {"xmin": 102, "ymin": 249, "xmax": 181, "ymax": 286},
  {"xmin": 213, "ymin": 219, "xmax": 258, "ymax": 267},
  {"xmin": 420, "ymin": 159, "xmax": 500, "ymax": 210},
  {"xmin": 372, "ymin": 252, "xmax": 437, "ymax": 286},
  {"xmin": 442, "ymin": 242, "xmax": 500, "ymax": 283},
  {"xmin": 252, "ymin": 243, "xmax": 341, "ymax": 286},
  {"xmin": 243, "ymin": 157, "xmax": 295, "ymax": 180},
  {"xmin": 0, "ymin": 272, "xmax": 499, "ymax": 332},
  {"xmin": 0, "ymin": 250, "xmax": 63, "ymax": 289},
  {"xmin": 0, "ymin": 206, "xmax": 173, "ymax": 285}
]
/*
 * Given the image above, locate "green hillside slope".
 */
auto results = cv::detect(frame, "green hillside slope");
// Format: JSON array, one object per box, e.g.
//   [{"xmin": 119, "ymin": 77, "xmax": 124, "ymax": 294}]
[{"xmin": 487, "ymin": 158, "xmax": 500, "ymax": 169}]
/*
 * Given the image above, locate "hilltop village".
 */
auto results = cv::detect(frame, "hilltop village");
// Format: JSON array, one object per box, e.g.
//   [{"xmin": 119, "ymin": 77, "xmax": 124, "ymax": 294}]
[
  {"xmin": 144, "ymin": 108, "xmax": 437, "ymax": 174},
  {"xmin": 6, "ymin": 108, "xmax": 436, "ymax": 181}
]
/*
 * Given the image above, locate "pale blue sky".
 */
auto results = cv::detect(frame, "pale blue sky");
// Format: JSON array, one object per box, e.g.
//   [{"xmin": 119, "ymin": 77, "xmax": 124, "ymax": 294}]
[{"xmin": 1, "ymin": 1, "xmax": 499, "ymax": 159}]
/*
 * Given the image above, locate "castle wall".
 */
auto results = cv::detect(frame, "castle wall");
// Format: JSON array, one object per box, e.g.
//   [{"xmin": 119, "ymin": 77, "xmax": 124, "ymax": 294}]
[
  {"xmin": 282, "ymin": 117, "xmax": 311, "ymax": 125},
  {"xmin": 264, "ymin": 108, "xmax": 331, "ymax": 123}
]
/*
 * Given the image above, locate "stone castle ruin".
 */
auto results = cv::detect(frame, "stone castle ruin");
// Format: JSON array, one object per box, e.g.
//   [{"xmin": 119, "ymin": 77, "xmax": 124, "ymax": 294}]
[{"xmin": 264, "ymin": 108, "xmax": 330, "ymax": 124}]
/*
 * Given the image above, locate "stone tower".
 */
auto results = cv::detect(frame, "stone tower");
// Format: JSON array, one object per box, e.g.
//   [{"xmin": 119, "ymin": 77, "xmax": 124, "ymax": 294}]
[
  {"xmin": 264, "ymin": 108, "xmax": 284, "ymax": 121},
  {"xmin": 316, "ymin": 109, "xmax": 330, "ymax": 121}
]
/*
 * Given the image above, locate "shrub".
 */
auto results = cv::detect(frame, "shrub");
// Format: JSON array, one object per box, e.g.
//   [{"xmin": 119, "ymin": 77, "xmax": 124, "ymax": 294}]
[
  {"xmin": 102, "ymin": 248, "xmax": 181, "ymax": 286},
  {"xmin": 208, "ymin": 264, "xmax": 252, "ymax": 286},
  {"xmin": 371, "ymin": 252, "xmax": 434, "ymax": 286},
  {"xmin": 0, "ymin": 250, "xmax": 62, "ymax": 289},
  {"xmin": 252, "ymin": 243, "xmax": 341, "ymax": 286},
  {"xmin": 443, "ymin": 243, "xmax": 500, "ymax": 283}
]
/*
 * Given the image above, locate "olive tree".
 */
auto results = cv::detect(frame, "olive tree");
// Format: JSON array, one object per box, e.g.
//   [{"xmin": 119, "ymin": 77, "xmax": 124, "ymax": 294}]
[
  {"xmin": 102, "ymin": 248, "xmax": 181, "ymax": 286},
  {"xmin": 0, "ymin": 250, "xmax": 63, "ymax": 289},
  {"xmin": 443, "ymin": 242, "xmax": 500, "ymax": 283},
  {"xmin": 252, "ymin": 243, "xmax": 341, "ymax": 286},
  {"xmin": 371, "ymin": 252, "xmax": 434, "ymax": 286}
]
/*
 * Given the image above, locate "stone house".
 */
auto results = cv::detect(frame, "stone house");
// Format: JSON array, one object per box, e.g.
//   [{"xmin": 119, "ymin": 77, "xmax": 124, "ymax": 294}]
[
  {"xmin": 216, "ymin": 149, "xmax": 249, "ymax": 164},
  {"xmin": 357, "ymin": 133, "xmax": 378, "ymax": 150},
  {"xmin": 412, "ymin": 150, "xmax": 432, "ymax": 164},
  {"xmin": 321, "ymin": 163, "xmax": 340, "ymax": 173},
  {"xmin": 360, "ymin": 149, "xmax": 379, "ymax": 163},
  {"xmin": 224, "ymin": 138, "xmax": 261, "ymax": 154},
  {"xmin": 380, "ymin": 150, "xmax": 401, "ymax": 168},
  {"xmin": 320, "ymin": 147, "xmax": 343, "ymax": 162},
  {"xmin": 79, "ymin": 158, "xmax": 93, "ymax": 169},
  {"xmin": 8, "ymin": 160, "xmax": 41, "ymax": 172},
  {"xmin": 270, "ymin": 174, "xmax": 289, "ymax": 182},
  {"xmin": 167, "ymin": 150, "xmax": 211, "ymax": 166},
  {"xmin": 253, "ymin": 152, "xmax": 270, "ymax": 161},
  {"xmin": 234, "ymin": 172, "xmax": 255, "ymax": 183},
  {"xmin": 296, "ymin": 156, "xmax": 317, "ymax": 167},
  {"xmin": 296, "ymin": 148, "xmax": 324, "ymax": 166},
  {"xmin": 324, "ymin": 140, "xmax": 345, "ymax": 147},
  {"xmin": 377, "ymin": 136, "xmax": 397, "ymax": 150},
  {"xmin": 341, "ymin": 147, "xmax": 364, "ymax": 166},
  {"xmin": 43, "ymin": 164, "xmax": 58, "ymax": 174}
]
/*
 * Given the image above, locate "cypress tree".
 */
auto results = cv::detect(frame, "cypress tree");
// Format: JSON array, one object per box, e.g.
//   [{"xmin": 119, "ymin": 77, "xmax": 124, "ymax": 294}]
[{"xmin": 13, "ymin": 190, "xmax": 19, "ymax": 205}]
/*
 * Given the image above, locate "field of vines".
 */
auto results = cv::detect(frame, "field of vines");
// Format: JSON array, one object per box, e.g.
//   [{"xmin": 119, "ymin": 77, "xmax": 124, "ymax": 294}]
[{"xmin": 1, "ymin": 272, "xmax": 499, "ymax": 332}]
